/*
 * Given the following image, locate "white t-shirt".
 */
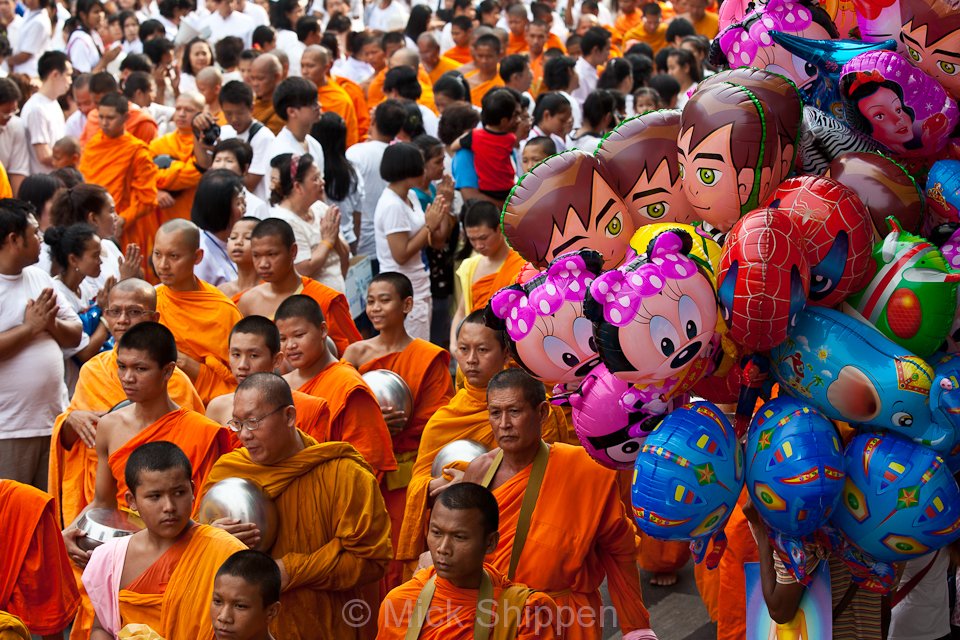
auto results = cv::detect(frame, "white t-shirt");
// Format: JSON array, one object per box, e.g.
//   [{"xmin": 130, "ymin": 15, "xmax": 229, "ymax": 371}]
[
  {"xmin": 244, "ymin": 188, "xmax": 270, "ymax": 219},
  {"xmin": 0, "ymin": 266, "xmax": 80, "ymax": 439},
  {"xmin": 204, "ymin": 10, "xmax": 255, "ymax": 48},
  {"xmin": 21, "ymin": 92, "xmax": 65, "ymax": 174},
  {"xmin": 287, "ymin": 40, "xmax": 305, "ymax": 78},
  {"xmin": 220, "ymin": 119, "xmax": 276, "ymax": 202},
  {"xmin": 889, "ymin": 551, "xmax": 951, "ymax": 640},
  {"xmin": 325, "ymin": 171, "xmax": 364, "ymax": 245},
  {"xmin": 572, "ymin": 56, "xmax": 599, "ymax": 103},
  {"xmin": 268, "ymin": 127, "xmax": 325, "ymax": 172},
  {"xmin": 65, "ymin": 109, "xmax": 87, "ymax": 140},
  {"xmin": 13, "ymin": 9, "xmax": 51, "ymax": 77},
  {"xmin": 331, "ymin": 56, "xmax": 374, "ymax": 85},
  {"xmin": 366, "ymin": 0, "xmax": 409, "ymax": 32},
  {"xmin": 52, "ymin": 276, "xmax": 97, "ymax": 397},
  {"xmin": 559, "ymin": 90, "xmax": 582, "ymax": 130},
  {"xmin": 268, "ymin": 202, "xmax": 346, "ymax": 291},
  {"xmin": 0, "ymin": 116, "xmax": 31, "ymax": 178},
  {"xmin": 345, "ymin": 139, "xmax": 387, "ymax": 259},
  {"xmin": 241, "ymin": 1, "xmax": 269, "ymax": 26},
  {"xmin": 374, "ymin": 188, "xmax": 430, "ymax": 300},
  {"xmin": 196, "ymin": 230, "xmax": 238, "ymax": 285},
  {"xmin": 419, "ymin": 104, "xmax": 439, "ymax": 138},
  {"xmin": 65, "ymin": 28, "xmax": 104, "ymax": 73}
]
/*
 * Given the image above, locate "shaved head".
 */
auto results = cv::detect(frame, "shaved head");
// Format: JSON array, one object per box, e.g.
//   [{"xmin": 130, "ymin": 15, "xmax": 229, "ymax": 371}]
[
  {"xmin": 176, "ymin": 91, "xmax": 205, "ymax": 111},
  {"xmin": 110, "ymin": 278, "xmax": 158, "ymax": 308},
  {"xmin": 196, "ymin": 66, "xmax": 223, "ymax": 86},
  {"xmin": 106, "ymin": 277, "xmax": 160, "ymax": 339},
  {"xmin": 252, "ymin": 53, "xmax": 282, "ymax": 76},
  {"xmin": 250, "ymin": 53, "xmax": 283, "ymax": 99},
  {"xmin": 157, "ymin": 218, "xmax": 201, "ymax": 251},
  {"xmin": 417, "ymin": 32, "xmax": 440, "ymax": 51},
  {"xmin": 389, "ymin": 47, "xmax": 420, "ymax": 69},
  {"xmin": 302, "ymin": 45, "xmax": 331, "ymax": 68}
]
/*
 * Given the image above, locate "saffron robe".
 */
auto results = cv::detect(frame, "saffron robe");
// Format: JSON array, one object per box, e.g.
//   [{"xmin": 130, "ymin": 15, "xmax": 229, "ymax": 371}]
[
  {"xmin": 334, "ymin": 75, "xmax": 370, "ymax": 140},
  {"xmin": 300, "ymin": 276, "xmax": 362, "ymax": 355},
  {"xmin": 465, "ymin": 70, "xmax": 505, "ymax": 107},
  {"xmin": 318, "ymin": 79, "xmax": 359, "ymax": 147},
  {"xmin": 715, "ymin": 498, "xmax": 760, "ymax": 640},
  {"xmin": 425, "ymin": 56, "xmax": 463, "ymax": 85},
  {"xmin": 458, "ymin": 249, "xmax": 526, "ymax": 313},
  {"xmin": 367, "ymin": 67, "xmax": 438, "ymax": 114},
  {"xmin": 0, "ymin": 161, "xmax": 12, "ymax": 199},
  {"xmin": 148, "ymin": 130, "xmax": 202, "ymax": 225},
  {"xmin": 252, "ymin": 96, "xmax": 285, "ymax": 135},
  {"xmin": 506, "ymin": 32, "xmax": 529, "ymax": 55},
  {"xmin": 81, "ymin": 106, "xmax": 158, "ymax": 146},
  {"xmin": 443, "ymin": 45, "xmax": 472, "ymax": 65}
]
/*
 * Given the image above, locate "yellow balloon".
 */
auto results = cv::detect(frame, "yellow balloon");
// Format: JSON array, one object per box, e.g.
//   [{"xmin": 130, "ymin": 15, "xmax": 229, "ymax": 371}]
[{"xmin": 629, "ymin": 223, "xmax": 722, "ymax": 283}]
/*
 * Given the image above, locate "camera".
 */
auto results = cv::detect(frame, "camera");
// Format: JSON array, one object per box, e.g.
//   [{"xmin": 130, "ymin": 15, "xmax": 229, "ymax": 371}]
[{"xmin": 201, "ymin": 122, "xmax": 221, "ymax": 147}]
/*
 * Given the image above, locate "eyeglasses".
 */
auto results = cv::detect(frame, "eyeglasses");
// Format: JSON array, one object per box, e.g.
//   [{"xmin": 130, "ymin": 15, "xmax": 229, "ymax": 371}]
[
  {"xmin": 103, "ymin": 307, "xmax": 150, "ymax": 319},
  {"xmin": 226, "ymin": 404, "xmax": 288, "ymax": 433}
]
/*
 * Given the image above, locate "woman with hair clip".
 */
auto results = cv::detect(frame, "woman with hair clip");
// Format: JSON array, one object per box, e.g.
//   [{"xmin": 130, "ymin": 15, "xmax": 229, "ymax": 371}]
[{"xmin": 65, "ymin": 0, "xmax": 121, "ymax": 73}]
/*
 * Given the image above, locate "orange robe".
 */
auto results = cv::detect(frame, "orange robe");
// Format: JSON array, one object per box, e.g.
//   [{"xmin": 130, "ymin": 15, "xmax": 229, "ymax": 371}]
[
  {"xmin": 622, "ymin": 23, "xmax": 668, "ymax": 54},
  {"xmin": 79, "ymin": 131, "xmax": 158, "ymax": 265},
  {"xmin": 148, "ymin": 130, "xmax": 202, "ymax": 225},
  {"xmin": 156, "ymin": 279, "xmax": 243, "ymax": 403},
  {"xmin": 334, "ymin": 76, "xmax": 370, "ymax": 140},
  {"xmin": 367, "ymin": 67, "xmax": 438, "ymax": 114},
  {"xmin": 296, "ymin": 360, "xmax": 397, "ymax": 475},
  {"xmin": 0, "ymin": 612, "xmax": 29, "ymax": 639},
  {"xmin": 507, "ymin": 32, "xmax": 529, "ymax": 55},
  {"xmin": 637, "ymin": 535, "xmax": 691, "ymax": 574},
  {"xmin": 318, "ymin": 79, "xmax": 359, "ymax": 147},
  {"xmin": 615, "ymin": 9, "xmax": 642, "ymax": 36},
  {"xmin": 471, "ymin": 250, "xmax": 526, "ymax": 312},
  {"xmin": 466, "ymin": 70, "xmax": 505, "ymax": 107},
  {"xmin": 378, "ymin": 564, "xmax": 558, "ymax": 639},
  {"xmin": 253, "ymin": 95, "xmax": 286, "ymax": 135},
  {"xmin": 198, "ymin": 435, "xmax": 393, "ymax": 640},
  {"xmin": 81, "ymin": 106, "xmax": 158, "ymax": 146},
  {"xmin": 107, "ymin": 407, "xmax": 231, "ymax": 507},
  {"xmin": 0, "ymin": 161, "xmax": 11, "ymax": 199},
  {"xmin": 425, "ymin": 56, "xmax": 463, "ymax": 85},
  {"xmin": 444, "ymin": 45, "xmax": 472, "ymax": 64},
  {"xmin": 49, "ymin": 348, "xmax": 204, "ymax": 528},
  {"xmin": 488, "ymin": 443, "xmax": 651, "ymax": 639},
  {"xmin": 300, "ymin": 276, "xmax": 362, "ymax": 355},
  {"xmin": 0, "ymin": 481, "xmax": 79, "ymax": 636},
  {"xmin": 396, "ymin": 380, "xmax": 574, "ymax": 570}
]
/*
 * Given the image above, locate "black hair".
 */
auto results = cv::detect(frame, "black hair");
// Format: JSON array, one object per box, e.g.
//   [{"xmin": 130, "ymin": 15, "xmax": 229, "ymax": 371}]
[
  {"xmin": 219, "ymin": 80, "xmax": 254, "ymax": 109},
  {"xmin": 116, "ymin": 10, "xmax": 138, "ymax": 43},
  {"xmin": 598, "ymin": 57, "xmax": 632, "ymax": 90},
  {"xmin": 98, "ymin": 92, "xmax": 129, "ymax": 114},
  {"xmin": 0, "ymin": 77, "xmax": 21, "ymax": 105},
  {"xmin": 532, "ymin": 91, "xmax": 570, "ymax": 126},
  {"xmin": 251, "ymin": 217, "xmax": 296, "ymax": 250},
  {"xmin": 181, "ymin": 37, "xmax": 214, "ymax": 77},
  {"xmin": 0, "ymin": 199, "xmax": 33, "ymax": 248},
  {"xmin": 370, "ymin": 271, "xmax": 414, "ymax": 300},
  {"xmin": 240, "ymin": 48, "xmax": 261, "ymax": 64},
  {"xmin": 458, "ymin": 307, "xmax": 507, "ymax": 348},
  {"xmin": 143, "ymin": 38, "xmax": 175, "ymax": 67},
  {"xmin": 451, "ymin": 15, "xmax": 473, "ymax": 32},
  {"xmin": 400, "ymin": 100, "xmax": 426, "ymax": 138},
  {"xmin": 216, "ymin": 550, "xmax": 282, "ymax": 607},
  {"xmin": 269, "ymin": 153, "xmax": 317, "ymax": 204},
  {"xmin": 380, "ymin": 142, "xmax": 425, "ymax": 183},
  {"xmin": 435, "ymin": 482, "xmax": 500, "ymax": 537},
  {"xmin": 295, "ymin": 15, "xmax": 320, "ymax": 42},
  {"xmin": 272, "ymin": 76, "xmax": 318, "ymax": 122},
  {"xmin": 118, "ymin": 321, "xmax": 178, "ymax": 366},
  {"xmin": 18, "ymin": 175, "xmax": 64, "ymax": 220},
  {"xmin": 437, "ymin": 102, "xmax": 480, "ymax": 145},
  {"xmin": 647, "ymin": 73, "xmax": 680, "ymax": 105},
  {"xmin": 252, "ymin": 25, "xmax": 276, "ymax": 49},
  {"xmin": 275, "ymin": 293, "xmax": 326, "ymax": 326},
  {"xmin": 43, "ymin": 222, "xmax": 98, "ymax": 270},
  {"xmin": 641, "ymin": 2, "xmax": 661, "ymax": 16},
  {"xmin": 51, "ymin": 167, "xmax": 84, "ymax": 189},
  {"xmin": 405, "ymin": 4, "xmax": 432, "ymax": 42},
  {"xmin": 581, "ymin": 89, "xmax": 617, "ymax": 130},
  {"xmin": 433, "ymin": 71, "xmax": 472, "ymax": 106},
  {"xmin": 122, "ymin": 71, "xmax": 153, "ymax": 99},
  {"xmin": 542, "ymin": 55, "xmax": 575, "ymax": 91},
  {"xmin": 120, "ymin": 53, "xmax": 153, "ymax": 74},
  {"xmin": 191, "ymin": 169, "xmax": 244, "ymax": 233},
  {"xmin": 667, "ymin": 48, "xmax": 701, "ymax": 84},
  {"xmin": 214, "ymin": 138, "xmax": 253, "ymax": 172},
  {"xmin": 580, "ymin": 26, "xmax": 610, "ymax": 57},
  {"xmin": 480, "ymin": 87, "xmax": 519, "ymax": 126},
  {"xmin": 312, "ymin": 112, "xmax": 358, "ymax": 202},
  {"xmin": 498, "ymin": 53, "xmax": 529, "ymax": 84},
  {"xmin": 50, "ymin": 183, "xmax": 111, "ymax": 227},
  {"xmin": 38, "ymin": 51, "xmax": 69, "ymax": 81},
  {"xmin": 381, "ymin": 31, "xmax": 406, "ymax": 50},
  {"xmin": 462, "ymin": 198, "xmax": 500, "ymax": 230},
  {"xmin": 487, "ymin": 367, "xmax": 546, "ymax": 409},
  {"xmin": 625, "ymin": 53, "xmax": 653, "ymax": 88},
  {"xmin": 325, "ymin": 15, "xmax": 350, "ymax": 37},
  {"xmin": 320, "ymin": 31, "xmax": 341, "ymax": 58},
  {"xmin": 125, "ymin": 441, "xmax": 193, "ymax": 495},
  {"xmin": 474, "ymin": 33, "xmax": 502, "ymax": 55},
  {"xmin": 841, "ymin": 76, "xmax": 916, "ymax": 142},
  {"xmin": 214, "ymin": 36, "xmax": 244, "ymax": 69},
  {"xmin": 384, "ymin": 66, "xmax": 422, "ymax": 101},
  {"xmin": 626, "ymin": 41, "xmax": 654, "ymax": 59},
  {"xmin": 412, "ymin": 133, "xmax": 444, "ymax": 163},
  {"xmin": 138, "ymin": 18, "xmax": 166, "ymax": 42},
  {"xmin": 268, "ymin": 0, "xmax": 299, "ymax": 31},
  {"xmin": 654, "ymin": 45, "xmax": 674, "ymax": 73},
  {"xmin": 632, "ymin": 86, "xmax": 663, "ymax": 110},
  {"xmin": 665, "ymin": 16, "xmax": 695, "ymax": 43},
  {"xmin": 373, "ymin": 99, "xmax": 408, "ymax": 138},
  {"xmin": 90, "ymin": 71, "xmax": 119, "ymax": 96},
  {"xmin": 230, "ymin": 315, "xmax": 281, "ymax": 355}
]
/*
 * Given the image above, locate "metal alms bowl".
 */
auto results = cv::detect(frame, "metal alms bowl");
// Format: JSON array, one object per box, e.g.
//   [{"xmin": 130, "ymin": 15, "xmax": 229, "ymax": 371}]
[
  {"xmin": 431, "ymin": 440, "xmax": 489, "ymax": 477},
  {"xmin": 197, "ymin": 478, "xmax": 278, "ymax": 551},
  {"xmin": 361, "ymin": 369, "xmax": 414, "ymax": 425},
  {"xmin": 76, "ymin": 508, "xmax": 145, "ymax": 551}
]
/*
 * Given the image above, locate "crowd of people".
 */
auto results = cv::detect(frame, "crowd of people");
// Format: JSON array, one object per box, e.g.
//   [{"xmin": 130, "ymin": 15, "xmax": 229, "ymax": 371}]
[{"xmin": 0, "ymin": 0, "xmax": 942, "ymax": 638}]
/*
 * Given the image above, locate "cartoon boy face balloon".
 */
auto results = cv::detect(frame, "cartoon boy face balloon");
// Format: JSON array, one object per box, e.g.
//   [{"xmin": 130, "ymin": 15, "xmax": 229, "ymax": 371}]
[
  {"xmin": 502, "ymin": 151, "xmax": 639, "ymax": 270},
  {"xmin": 595, "ymin": 110, "xmax": 692, "ymax": 226},
  {"xmin": 900, "ymin": 0, "xmax": 960, "ymax": 100}
]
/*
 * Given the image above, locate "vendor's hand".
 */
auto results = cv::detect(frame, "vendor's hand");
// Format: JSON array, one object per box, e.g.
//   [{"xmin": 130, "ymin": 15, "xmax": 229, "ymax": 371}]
[
  {"xmin": 211, "ymin": 517, "xmax": 261, "ymax": 549},
  {"xmin": 63, "ymin": 527, "xmax": 92, "ymax": 568},
  {"xmin": 66, "ymin": 410, "xmax": 103, "ymax": 448},
  {"xmin": 381, "ymin": 406, "xmax": 407, "ymax": 434},
  {"xmin": 157, "ymin": 190, "xmax": 175, "ymax": 209},
  {"xmin": 119, "ymin": 244, "xmax": 143, "ymax": 280}
]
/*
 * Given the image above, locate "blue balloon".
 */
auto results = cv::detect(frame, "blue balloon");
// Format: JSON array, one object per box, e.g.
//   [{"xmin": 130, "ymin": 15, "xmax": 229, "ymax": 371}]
[
  {"xmin": 831, "ymin": 432, "xmax": 960, "ymax": 563},
  {"xmin": 77, "ymin": 304, "xmax": 114, "ymax": 354},
  {"xmin": 631, "ymin": 401, "xmax": 744, "ymax": 564}
]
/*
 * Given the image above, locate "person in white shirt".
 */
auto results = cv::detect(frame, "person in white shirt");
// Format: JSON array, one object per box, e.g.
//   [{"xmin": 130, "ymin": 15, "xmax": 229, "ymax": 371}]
[
  {"xmin": 346, "ymin": 99, "xmax": 405, "ymax": 261},
  {"xmin": 332, "ymin": 30, "xmax": 375, "ymax": 84},
  {"xmin": 21, "ymin": 51, "xmax": 72, "ymax": 175},
  {"xmin": 191, "ymin": 168, "xmax": 246, "ymax": 285},
  {"xmin": 211, "ymin": 138, "xmax": 271, "ymax": 219},
  {"xmin": 0, "ymin": 78, "xmax": 30, "ymax": 195},
  {"xmin": 203, "ymin": 0, "xmax": 255, "ymax": 48},
  {"xmin": 438, "ymin": 0, "xmax": 475, "ymax": 51},
  {"xmin": 268, "ymin": 0, "xmax": 303, "ymax": 52},
  {"xmin": 366, "ymin": 0, "xmax": 409, "ymax": 32},
  {"xmin": 215, "ymin": 80, "xmax": 276, "ymax": 202},
  {"xmin": 267, "ymin": 76, "xmax": 325, "ymax": 170},
  {"xmin": 66, "ymin": 0, "xmax": 123, "ymax": 73},
  {"xmin": 64, "ymin": 73, "xmax": 94, "ymax": 140},
  {"xmin": 0, "ymin": 0, "xmax": 23, "ymax": 53},
  {"xmin": 9, "ymin": 0, "xmax": 52, "ymax": 77},
  {"xmin": 178, "ymin": 37, "xmax": 214, "ymax": 95},
  {"xmin": 572, "ymin": 26, "xmax": 610, "ymax": 103},
  {"xmin": 0, "ymin": 200, "xmax": 82, "ymax": 489},
  {"xmin": 236, "ymin": 0, "xmax": 268, "ymax": 26}
]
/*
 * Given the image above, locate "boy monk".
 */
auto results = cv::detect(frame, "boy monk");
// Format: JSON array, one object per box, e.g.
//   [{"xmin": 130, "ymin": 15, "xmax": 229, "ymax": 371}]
[
  {"xmin": 0, "ymin": 479, "xmax": 79, "ymax": 639},
  {"xmin": 154, "ymin": 219, "xmax": 243, "ymax": 403},
  {"xmin": 206, "ymin": 316, "xmax": 394, "ymax": 476},
  {"xmin": 461, "ymin": 369, "xmax": 655, "ymax": 640},
  {"xmin": 343, "ymin": 272, "xmax": 453, "ymax": 587},
  {"xmin": 198, "ymin": 373, "xmax": 393, "ymax": 640},
  {"xmin": 378, "ymin": 482, "xmax": 558, "ymax": 639},
  {"xmin": 62, "ymin": 322, "xmax": 231, "ymax": 566},
  {"xmin": 82, "ymin": 442, "xmax": 245, "ymax": 639},
  {"xmin": 277, "ymin": 295, "xmax": 397, "ymax": 478},
  {"xmin": 211, "ymin": 550, "xmax": 282, "ymax": 640},
  {"xmin": 238, "ymin": 218, "xmax": 361, "ymax": 356}
]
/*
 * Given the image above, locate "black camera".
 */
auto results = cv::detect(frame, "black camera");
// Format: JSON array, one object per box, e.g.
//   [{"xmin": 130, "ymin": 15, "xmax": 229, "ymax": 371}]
[{"xmin": 201, "ymin": 122, "xmax": 221, "ymax": 147}]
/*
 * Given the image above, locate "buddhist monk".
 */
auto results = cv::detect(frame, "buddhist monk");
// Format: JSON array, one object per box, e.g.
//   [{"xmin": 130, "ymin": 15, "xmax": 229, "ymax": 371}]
[
  {"xmin": 149, "ymin": 92, "xmax": 207, "ymax": 225},
  {"xmin": 300, "ymin": 45, "xmax": 359, "ymax": 147},
  {"xmin": 465, "ymin": 34, "xmax": 505, "ymax": 107},
  {"xmin": 451, "ymin": 201, "xmax": 525, "ymax": 347},
  {"xmin": 0, "ymin": 480, "xmax": 79, "ymax": 640},
  {"xmin": 237, "ymin": 218, "xmax": 360, "ymax": 355},
  {"xmin": 210, "ymin": 550, "xmax": 282, "ymax": 640},
  {"xmin": 199, "ymin": 372, "xmax": 393, "ymax": 640},
  {"xmin": 418, "ymin": 33, "xmax": 462, "ymax": 85},
  {"xmin": 343, "ymin": 272, "xmax": 453, "ymax": 587},
  {"xmin": 332, "ymin": 73, "xmax": 370, "ymax": 140},
  {"xmin": 153, "ymin": 219, "xmax": 243, "ymax": 403},
  {"xmin": 444, "ymin": 15, "xmax": 474, "ymax": 64},
  {"xmin": 81, "ymin": 74, "xmax": 158, "ymax": 146},
  {"xmin": 250, "ymin": 54, "xmax": 286, "ymax": 135},
  {"xmin": 461, "ymin": 369, "xmax": 655, "ymax": 640},
  {"xmin": 78, "ymin": 93, "xmax": 158, "ymax": 266},
  {"xmin": 197, "ymin": 67, "xmax": 227, "ymax": 125},
  {"xmin": 378, "ymin": 482, "xmax": 559, "ymax": 639},
  {"xmin": 396, "ymin": 311, "xmax": 574, "ymax": 578},
  {"xmin": 505, "ymin": 4, "xmax": 531, "ymax": 55},
  {"xmin": 206, "ymin": 315, "xmax": 394, "ymax": 476},
  {"xmin": 367, "ymin": 48, "xmax": 438, "ymax": 113},
  {"xmin": 82, "ymin": 442, "xmax": 245, "ymax": 639}
]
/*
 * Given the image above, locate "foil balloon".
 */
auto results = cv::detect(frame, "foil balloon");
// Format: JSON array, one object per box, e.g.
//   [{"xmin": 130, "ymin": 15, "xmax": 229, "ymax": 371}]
[
  {"xmin": 832, "ymin": 431, "xmax": 960, "ymax": 564},
  {"xmin": 926, "ymin": 160, "xmax": 960, "ymax": 227},
  {"xmin": 846, "ymin": 219, "xmax": 960, "ymax": 357},
  {"xmin": 796, "ymin": 105, "xmax": 883, "ymax": 174},
  {"xmin": 851, "ymin": 0, "xmax": 902, "ymax": 41},
  {"xmin": 825, "ymin": 152, "xmax": 925, "ymax": 239},
  {"xmin": 770, "ymin": 305, "xmax": 960, "ymax": 451},
  {"xmin": 899, "ymin": 0, "xmax": 960, "ymax": 100},
  {"xmin": 717, "ymin": 208, "xmax": 810, "ymax": 352},
  {"xmin": 840, "ymin": 50, "xmax": 960, "ymax": 158},
  {"xmin": 487, "ymin": 249, "xmax": 604, "ymax": 393},
  {"xmin": 595, "ymin": 110, "xmax": 692, "ymax": 226},
  {"xmin": 745, "ymin": 397, "xmax": 845, "ymax": 583},
  {"xmin": 501, "ymin": 150, "xmax": 636, "ymax": 269},
  {"xmin": 586, "ymin": 230, "xmax": 720, "ymax": 414},
  {"xmin": 631, "ymin": 400, "xmax": 744, "ymax": 567},
  {"xmin": 767, "ymin": 175, "xmax": 874, "ymax": 307}
]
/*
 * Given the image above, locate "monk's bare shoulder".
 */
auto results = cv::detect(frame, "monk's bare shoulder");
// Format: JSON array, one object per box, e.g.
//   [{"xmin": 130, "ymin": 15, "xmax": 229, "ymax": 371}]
[
  {"xmin": 205, "ymin": 393, "xmax": 233, "ymax": 425},
  {"xmin": 342, "ymin": 340, "xmax": 374, "ymax": 368},
  {"xmin": 237, "ymin": 285, "xmax": 268, "ymax": 316},
  {"xmin": 462, "ymin": 450, "xmax": 499, "ymax": 484},
  {"xmin": 96, "ymin": 406, "xmax": 135, "ymax": 454}
]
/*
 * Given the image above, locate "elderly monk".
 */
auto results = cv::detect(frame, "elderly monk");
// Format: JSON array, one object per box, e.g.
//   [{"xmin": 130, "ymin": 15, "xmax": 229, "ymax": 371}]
[
  {"xmin": 367, "ymin": 48, "xmax": 437, "ymax": 113},
  {"xmin": 249, "ymin": 54, "xmax": 286, "ymax": 135},
  {"xmin": 0, "ymin": 480, "xmax": 79, "ymax": 640},
  {"xmin": 78, "ymin": 93, "xmax": 158, "ymax": 266},
  {"xmin": 466, "ymin": 34, "xmax": 505, "ymax": 107},
  {"xmin": 378, "ymin": 482, "xmax": 558, "ymax": 639},
  {"xmin": 461, "ymin": 369, "xmax": 655, "ymax": 640},
  {"xmin": 206, "ymin": 315, "xmax": 395, "ymax": 477},
  {"xmin": 154, "ymin": 219, "xmax": 243, "ymax": 403},
  {"xmin": 80, "ymin": 74, "xmax": 158, "ymax": 146},
  {"xmin": 343, "ymin": 272, "xmax": 452, "ymax": 587},
  {"xmin": 83, "ymin": 442, "xmax": 244, "ymax": 640},
  {"xmin": 199, "ymin": 373, "xmax": 393, "ymax": 640},
  {"xmin": 237, "ymin": 218, "xmax": 360, "ymax": 355},
  {"xmin": 418, "ymin": 33, "xmax": 462, "ymax": 85},
  {"xmin": 396, "ymin": 310, "xmax": 573, "ymax": 578},
  {"xmin": 149, "ymin": 92, "xmax": 207, "ymax": 225},
  {"xmin": 300, "ymin": 46, "xmax": 358, "ymax": 147}
]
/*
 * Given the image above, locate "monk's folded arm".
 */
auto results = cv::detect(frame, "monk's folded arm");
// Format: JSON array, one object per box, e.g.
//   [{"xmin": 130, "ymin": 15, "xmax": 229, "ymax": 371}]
[{"xmin": 596, "ymin": 482, "xmax": 651, "ymax": 632}]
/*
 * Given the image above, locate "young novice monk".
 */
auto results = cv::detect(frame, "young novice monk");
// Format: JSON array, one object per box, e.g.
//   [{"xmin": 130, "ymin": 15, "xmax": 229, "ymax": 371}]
[
  {"xmin": 211, "ymin": 550, "xmax": 281, "ymax": 640},
  {"xmin": 343, "ymin": 272, "xmax": 453, "ymax": 587},
  {"xmin": 218, "ymin": 217, "xmax": 260, "ymax": 302},
  {"xmin": 83, "ymin": 442, "xmax": 245, "ymax": 639}
]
